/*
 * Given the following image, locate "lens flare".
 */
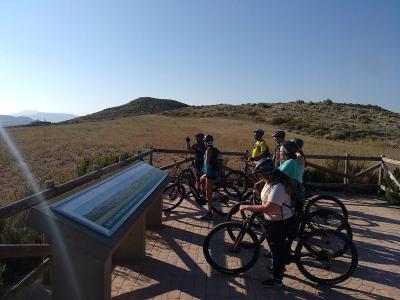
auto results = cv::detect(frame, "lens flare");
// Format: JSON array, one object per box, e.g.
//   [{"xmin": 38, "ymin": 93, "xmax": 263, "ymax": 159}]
[{"xmin": 0, "ymin": 125, "xmax": 82, "ymax": 299}]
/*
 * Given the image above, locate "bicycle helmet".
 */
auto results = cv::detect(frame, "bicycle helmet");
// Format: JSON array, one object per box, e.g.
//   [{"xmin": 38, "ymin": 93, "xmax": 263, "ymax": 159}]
[
  {"xmin": 203, "ymin": 135, "xmax": 214, "ymax": 146},
  {"xmin": 195, "ymin": 133, "xmax": 204, "ymax": 139},
  {"xmin": 280, "ymin": 141, "xmax": 298, "ymax": 154},
  {"xmin": 272, "ymin": 130, "xmax": 285, "ymax": 139},
  {"xmin": 253, "ymin": 158, "xmax": 275, "ymax": 176},
  {"xmin": 254, "ymin": 128, "xmax": 264, "ymax": 137},
  {"xmin": 291, "ymin": 138, "xmax": 304, "ymax": 150}
]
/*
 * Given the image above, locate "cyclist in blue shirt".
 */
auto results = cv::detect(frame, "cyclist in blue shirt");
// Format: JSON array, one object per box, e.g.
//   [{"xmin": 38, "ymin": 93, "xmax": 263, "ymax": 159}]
[
  {"xmin": 278, "ymin": 141, "xmax": 301, "ymax": 182},
  {"xmin": 186, "ymin": 133, "xmax": 206, "ymax": 188},
  {"xmin": 200, "ymin": 135, "xmax": 221, "ymax": 220}
]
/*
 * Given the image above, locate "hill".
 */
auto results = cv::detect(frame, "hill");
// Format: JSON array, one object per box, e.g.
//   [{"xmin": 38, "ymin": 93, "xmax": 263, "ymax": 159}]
[
  {"xmin": 66, "ymin": 97, "xmax": 189, "ymax": 123},
  {"xmin": 162, "ymin": 100, "xmax": 400, "ymax": 142},
  {"xmin": 0, "ymin": 115, "xmax": 34, "ymax": 127}
]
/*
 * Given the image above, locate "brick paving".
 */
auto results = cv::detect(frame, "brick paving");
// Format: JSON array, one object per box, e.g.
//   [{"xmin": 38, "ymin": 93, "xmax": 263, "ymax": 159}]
[{"xmin": 111, "ymin": 194, "xmax": 400, "ymax": 300}]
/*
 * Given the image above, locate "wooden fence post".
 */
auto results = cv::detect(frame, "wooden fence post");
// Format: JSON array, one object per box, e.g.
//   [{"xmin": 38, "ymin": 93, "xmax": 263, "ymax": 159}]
[
  {"xmin": 378, "ymin": 155, "xmax": 385, "ymax": 185},
  {"xmin": 344, "ymin": 153, "xmax": 350, "ymax": 184}
]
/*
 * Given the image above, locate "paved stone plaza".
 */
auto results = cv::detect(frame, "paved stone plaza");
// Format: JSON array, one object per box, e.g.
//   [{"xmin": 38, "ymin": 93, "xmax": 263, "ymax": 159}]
[{"xmin": 111, "ymin": 194, "xmax": 400, "ymax": 300}]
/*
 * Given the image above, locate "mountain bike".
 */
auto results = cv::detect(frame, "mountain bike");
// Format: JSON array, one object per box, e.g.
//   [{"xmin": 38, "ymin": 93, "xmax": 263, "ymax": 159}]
[
  {"xmin": 226, "ymin": 192, "xmax": 352, "ymax": 241},
  {"xmin": 162, "ymin": 158, "xmax": 242, "ymax": 215},
  {"xmin": 203, "ymin": 213, "xmax": 358, "ymax": 285},
  {"xmin": 224, "ymin": 158, "xmax": 258, "ymax": 195}
]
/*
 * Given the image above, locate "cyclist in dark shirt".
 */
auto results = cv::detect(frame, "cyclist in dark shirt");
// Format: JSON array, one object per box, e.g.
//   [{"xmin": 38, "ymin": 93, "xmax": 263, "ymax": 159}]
[{"xmin": 186, "ymin": 133, "xmax": 206, "ymax": 189}]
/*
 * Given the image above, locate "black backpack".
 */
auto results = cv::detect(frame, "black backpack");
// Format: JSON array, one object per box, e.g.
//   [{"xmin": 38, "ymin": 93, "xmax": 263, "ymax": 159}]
[
  {"xmin": 289, "ymin": 178, "xmax": 305, "ymax": 215},
  {"xmin": 209, "ymin": 147, "xmax": 221, "ymax": 169}
]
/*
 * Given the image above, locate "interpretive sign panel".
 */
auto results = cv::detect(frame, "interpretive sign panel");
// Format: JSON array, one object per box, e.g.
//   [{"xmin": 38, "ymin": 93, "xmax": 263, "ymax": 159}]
[{"xmin": 52, "ymin": 161, "xmax": 167, "ymax": 237}]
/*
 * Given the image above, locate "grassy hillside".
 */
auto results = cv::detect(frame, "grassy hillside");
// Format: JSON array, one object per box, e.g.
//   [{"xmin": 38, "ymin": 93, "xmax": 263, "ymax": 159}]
[
  {"xmin": 1, "ymin": 115, "xmax": 399, "ymax": 203},
  {"xmin": 66, "ymin": 97, "xmax": 189, "ymax": 123},
  {"xmin": 162, "ymin": 100, "xmax": 400, "ymax": 143}
]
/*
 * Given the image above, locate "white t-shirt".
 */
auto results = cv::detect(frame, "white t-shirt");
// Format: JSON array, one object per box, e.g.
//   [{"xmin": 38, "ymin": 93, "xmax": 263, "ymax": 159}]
[{"xmin": 261, "ymin": 182, "xmax": 293, "ymax": 221}]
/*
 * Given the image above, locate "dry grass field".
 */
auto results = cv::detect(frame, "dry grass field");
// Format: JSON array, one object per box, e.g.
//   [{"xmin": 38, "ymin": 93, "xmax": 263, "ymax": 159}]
[{"xmin": 1, "ymin": 115, "xmax": 399, "ymax": 204}]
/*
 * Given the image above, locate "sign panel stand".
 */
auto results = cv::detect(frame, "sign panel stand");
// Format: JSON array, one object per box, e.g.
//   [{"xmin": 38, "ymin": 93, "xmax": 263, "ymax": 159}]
[{"xmin": 28, "ymin": 162, "xmax": 168, "ymax": 300}]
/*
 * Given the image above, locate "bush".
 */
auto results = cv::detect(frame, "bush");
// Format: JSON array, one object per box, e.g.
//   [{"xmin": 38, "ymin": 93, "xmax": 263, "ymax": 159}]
[
  {"xmin": 382, "ymin": 168, "xmax": 400, "ymax": 205},
  {"xmin": 0, "ymin": 263, "xmax": 5, "ymax": 295},
  {"xmin": 76, "ymin": 152, "xmax": 132, "ymax": 176},
  {"xmin": 270, "ymin": 116, "xmax": 291, "ymax": 125}
]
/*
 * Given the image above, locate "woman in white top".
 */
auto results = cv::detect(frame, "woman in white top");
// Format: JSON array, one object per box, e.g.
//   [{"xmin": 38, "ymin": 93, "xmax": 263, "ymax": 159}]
[{"xmin": 240, "ymin": 158, "xmax": 296, "ymax": 287}]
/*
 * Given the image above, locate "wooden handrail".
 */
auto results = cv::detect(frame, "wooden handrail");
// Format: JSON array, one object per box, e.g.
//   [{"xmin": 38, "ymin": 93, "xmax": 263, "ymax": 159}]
[
  {"xmin": 307, "ymin": 154, "xmax": 382, "ymax": 161},
  {"xmin": 160, "ymin": 157, "xmax": 193, "ymax": 171},
  {"xmin": 153, "ymin": 148, "xmax": 246, "ymax": 157},
  {"xmin": 382, "ymin": 157, "xmax": 400, "ymax": 167},
  {"xmin": 0, "ymin": 244, "xmax": 50, "ymax": 259},
  {"xmin": 0, "ymin": 149, "xmax": 154, "ymax": 219},
  {"xmin": 351, "ymin": 162, "xmax": 382, "ymax": 179},
  {"xmin": 307, "ymin": 161, "xmax": 349, "ymax": 178},
  {"xmin": 1, "ymin": 258, "xmax": 51, "ymax": 300},
  {"xmin": 382, "ymin": 162, "xmax": 400, "ymax": 189}
]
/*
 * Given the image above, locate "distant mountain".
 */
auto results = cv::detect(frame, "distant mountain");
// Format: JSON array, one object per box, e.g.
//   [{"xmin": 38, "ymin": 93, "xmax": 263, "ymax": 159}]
[
  {"xmin": 66, "ymin": 97, "xmax": 190, "ymax": 123},
  {"xmin": 0, "ymin": 115, "xmax": 34, "ymax": 127},
  {"xmin": 12, "ymin": 111, "xmax": 78, "ymax": 123}
]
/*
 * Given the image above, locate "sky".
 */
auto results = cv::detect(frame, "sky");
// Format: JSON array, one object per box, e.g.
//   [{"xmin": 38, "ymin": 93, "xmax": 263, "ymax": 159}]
[{"xmin": 0, "ymin": 0, "xmax": 399, "ymax": 116}]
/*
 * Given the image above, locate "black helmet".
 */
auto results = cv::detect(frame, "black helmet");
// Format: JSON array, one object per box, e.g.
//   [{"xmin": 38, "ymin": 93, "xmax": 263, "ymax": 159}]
[
  {"xmin": 203, "ymin": 135, "xmax": 214, "ymax": 146},
  {"xmin": 281, "ymin": 141, "xmax": 298, "ymax": 154},
  {"xmin": 291, "ymin": 138, "xmax": 304, "ymax": 150},
  {"xmin": 272, "ymin": 130, "xmax": 285, "ymax": 139},
  {"xmin": 253, "ymin": 158, "xmax": 275, "ymax": 176},
  {"xmin": 254, "ymin": 128, "xmax": 264, "ymax": 137},
  {"xmin": 195, "ymin": 133, "xmax": 204, "ymax": 139}
]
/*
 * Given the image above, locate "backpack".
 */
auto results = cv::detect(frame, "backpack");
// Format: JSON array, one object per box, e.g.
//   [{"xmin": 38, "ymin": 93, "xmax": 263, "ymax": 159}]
[
  {"xmin": 289, "ymin": 178, "xmax": 305, "ymax": 215},
  {"xmin": 209, "ymin": 148, "xmax": 221, "ymax": 171}
]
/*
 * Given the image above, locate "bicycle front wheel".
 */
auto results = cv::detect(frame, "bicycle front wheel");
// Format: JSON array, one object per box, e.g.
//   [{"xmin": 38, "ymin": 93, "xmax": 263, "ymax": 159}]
[
  {"xmin": 162, "ymin": 183, "xmax": 185, "ymax": 212},
  {"xmin": 224, "ymin": 170, "xmax": 248, "ymax": 195},
  {"xmin": 203, "ymin": 221, "xmax": 260, "ymax": 275},
  {"xmin": 212, "ymin": 184, "xmax": 242, "ymax": 216},
  {"xmin": 295, "ymin": 229, "xmax": 358, "ymax": 285}
]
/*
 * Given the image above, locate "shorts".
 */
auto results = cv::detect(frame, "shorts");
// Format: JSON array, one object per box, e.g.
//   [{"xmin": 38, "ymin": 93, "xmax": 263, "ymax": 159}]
[{"xmin": 194, "ymin": 160, "xmax": 204, "ymax": 175}]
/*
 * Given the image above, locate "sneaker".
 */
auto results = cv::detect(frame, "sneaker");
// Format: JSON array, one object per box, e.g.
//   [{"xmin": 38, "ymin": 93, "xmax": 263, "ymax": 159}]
[
  {"xmin": 200, "ymin": 212, "xmax": 213, "ymax": 220},
  {"xmin": 262, "ymin": 278, "xmax": 283, "ymax": 288}
]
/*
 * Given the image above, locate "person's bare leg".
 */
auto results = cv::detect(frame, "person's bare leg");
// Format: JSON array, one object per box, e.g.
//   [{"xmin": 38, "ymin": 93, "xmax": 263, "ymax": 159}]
[
  {"xmin": 200, "ymin": 175, "xmax": 206, "ymax": 195},
  {"xmin": 206, "ymin": 178, "xmax": 214, "ymax": 213}
]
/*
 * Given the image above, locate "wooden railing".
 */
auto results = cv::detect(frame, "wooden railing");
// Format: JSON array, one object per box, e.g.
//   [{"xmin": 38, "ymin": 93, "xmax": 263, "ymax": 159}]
[{"xmin": 0, "ymin": 147, "xmax": 399, "ymax": 299}]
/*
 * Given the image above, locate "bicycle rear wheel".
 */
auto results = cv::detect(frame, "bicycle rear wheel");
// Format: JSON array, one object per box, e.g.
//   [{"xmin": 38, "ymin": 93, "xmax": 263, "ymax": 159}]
[
  {"xmin": 300, "ymin": 209, "xmax": 352, "ymax": 241},
  {"xmin": 295, "ymin": 229, "xmax": 358, "ymax": 285},
  {"xmin": 212, "ymin": 184, "xmax": 242, "ymax": 216},
  {"xmin": 305, "ymin": 195, "xmax": 348, "ymax": 220},
  {"xmin": 162, "ymin": 183, "xmax": 185, "ymax": 212},
  {"xmin": 203, "ymin": 221, "xmax": 260, "ymax": 275}
]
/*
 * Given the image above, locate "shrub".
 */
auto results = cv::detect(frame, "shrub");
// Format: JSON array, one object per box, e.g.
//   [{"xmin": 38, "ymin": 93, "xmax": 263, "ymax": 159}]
[
  {"xmin": 76, "ymin": 152, "xmax": 132, "ymax": 176},
  {"xmin": 270, "ymin": 116, "xmax": 291, "ymax": 125},
  {"xmin": 0, "ymin": 263, "xmax": 5, "ymax": 295},
  {"xmin": 382, "ymin": 168, "xmax": 400, "ymax": 205},
  {"xmin": 322, "ymin": 99, "xmax": 333, "ymax": 105}
]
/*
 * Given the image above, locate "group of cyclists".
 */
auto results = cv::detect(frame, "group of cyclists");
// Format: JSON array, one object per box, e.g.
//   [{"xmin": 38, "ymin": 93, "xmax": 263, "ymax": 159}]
[{"xmin": 186, "ymin": 129, "xmax": 306, "ymax": 287}]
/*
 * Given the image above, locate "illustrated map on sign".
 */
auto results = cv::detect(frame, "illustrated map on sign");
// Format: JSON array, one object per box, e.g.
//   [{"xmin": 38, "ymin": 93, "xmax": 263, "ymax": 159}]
[{"xmin": 52, "ymin": 162, "xmax": 167, "ymax": 237}]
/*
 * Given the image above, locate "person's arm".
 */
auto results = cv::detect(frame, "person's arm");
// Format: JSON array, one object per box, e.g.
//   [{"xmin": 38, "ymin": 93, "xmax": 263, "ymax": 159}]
[
  {"xmin": 296, "ymin": 153, "xmax": 305, "ymax": 167},
  {"xmin": 186, "ymin": 137, "xmax": 191, "ymax": 151},
  {"xmin": 253, "ymin": 179, "xmax": 266, "ymax": 196},
  {"xmin": 240, "ymin": 200, "xmax": 280, "ymax": 213}
]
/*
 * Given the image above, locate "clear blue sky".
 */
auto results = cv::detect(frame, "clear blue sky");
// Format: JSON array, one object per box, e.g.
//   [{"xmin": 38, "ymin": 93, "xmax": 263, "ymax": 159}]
[{"xmin": 1, "ymin": 0, "xmax": 399, "ymax": 115}]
